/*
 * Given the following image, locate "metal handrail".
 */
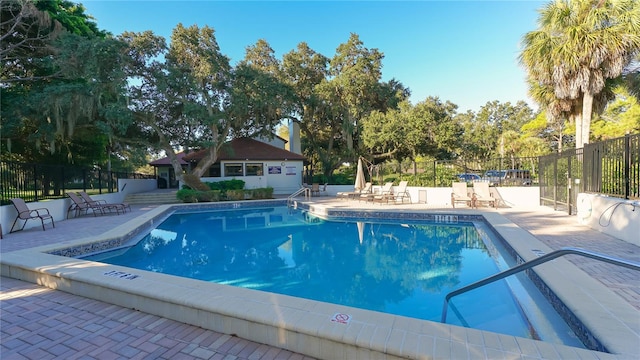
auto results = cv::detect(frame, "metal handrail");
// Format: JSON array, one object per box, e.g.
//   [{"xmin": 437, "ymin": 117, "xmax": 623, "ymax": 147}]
[
  {"xmin": 441, "ymin": 247, "xmax": 640, "ymax": 323},
  {"xmin": 287, "ymin": 186, "xmax": 310, "ymax": 206}
]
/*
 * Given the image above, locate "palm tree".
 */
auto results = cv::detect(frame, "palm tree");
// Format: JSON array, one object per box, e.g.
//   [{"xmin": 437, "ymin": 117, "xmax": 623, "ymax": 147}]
[
  {"xmin": 622, "ymin": 53, "xmax": 640, "ymax": 99},
  {"xmin": 520, "ymin": 0, "xmax": 640, "ymax": 149}
]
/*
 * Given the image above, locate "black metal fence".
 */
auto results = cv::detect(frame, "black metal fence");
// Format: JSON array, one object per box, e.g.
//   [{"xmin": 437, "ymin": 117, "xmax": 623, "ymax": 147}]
[
  {"xmin": 352, "ymin": 156, "xmax": 540, "ymax": 188},
  {"xmin": 583, "ymin": 134, "xmax": 639, "ymax": 199},
  {"xmin": 0, "ymin": 161, "xmax": 154, "ymax": 205},
  {"xmin": 539, "ymin": 133, "xmax": 639, "ymax": 214}
]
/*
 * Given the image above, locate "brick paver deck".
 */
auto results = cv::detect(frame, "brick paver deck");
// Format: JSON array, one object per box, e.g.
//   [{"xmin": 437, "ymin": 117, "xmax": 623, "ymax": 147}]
[
  {"xmin": 499, "ymin": 207, "xmax": 640, "ymax": 311},
  {"xmin": 1, "ymin": 204, "xmax": 315, "ymax": 360},
  {"xmin": 1, "ymin": 199, "xmax": 639, "ymax": 359},
  {"xmin": 0, "ymin": 276, "xmax": 313, "ymax": 360}
]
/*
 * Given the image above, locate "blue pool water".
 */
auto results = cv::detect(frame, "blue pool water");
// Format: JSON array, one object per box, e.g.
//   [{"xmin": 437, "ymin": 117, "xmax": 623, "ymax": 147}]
[{"xmin": 84, "ymin": 206, "xmax": 584, "ymax": 347}]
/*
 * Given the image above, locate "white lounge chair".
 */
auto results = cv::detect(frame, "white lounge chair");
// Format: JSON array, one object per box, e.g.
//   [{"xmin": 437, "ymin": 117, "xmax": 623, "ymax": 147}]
[
  {"xmin": 363, "ymin": 182, "xmax": 394, "ymax": 203},
  {"xmin": 338, "ymin": 182, "xmax": 371, "ymax": 200},
  {"xmin": 451, "ymin": 182, "xmax": 474, "ymax": 208},
  {"xmin": 473, "ymin": 182, "xmax": 496, "ymax": 208},
  {"xmin": 388, "ymin": 180, "xmax": 411, "ymax": 204}
]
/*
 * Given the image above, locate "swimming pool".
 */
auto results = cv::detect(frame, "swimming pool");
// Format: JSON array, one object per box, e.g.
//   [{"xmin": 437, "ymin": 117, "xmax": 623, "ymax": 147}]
[
  {"xmin": 5, "ymin": 200, "xmax": 636, "ymax": 359},
  {"xmin": 82, "ymin": 206, "xmax": 583, "ymax": 347}
]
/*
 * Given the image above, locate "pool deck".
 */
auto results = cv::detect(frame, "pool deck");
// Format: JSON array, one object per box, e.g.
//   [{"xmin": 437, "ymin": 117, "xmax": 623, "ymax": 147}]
[{"xmin": 1, "ymin": 198, "xmax": 639, "ymax": 359}]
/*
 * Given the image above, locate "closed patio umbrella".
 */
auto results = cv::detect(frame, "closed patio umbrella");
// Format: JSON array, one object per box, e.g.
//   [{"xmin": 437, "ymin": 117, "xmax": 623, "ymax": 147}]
[
  {"xmin": 354, "ymin": 158, "xmax": 366, "ymax": 191},
  {"xmin": 357, "ymin": 221, "xmax": 365, "ymax": 244}
]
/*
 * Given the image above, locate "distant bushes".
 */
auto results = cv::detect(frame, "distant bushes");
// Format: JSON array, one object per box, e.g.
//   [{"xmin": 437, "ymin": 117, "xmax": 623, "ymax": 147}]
[{"xmin": 176, "ymin": 179, "xmax": 273, "ymax": 203}]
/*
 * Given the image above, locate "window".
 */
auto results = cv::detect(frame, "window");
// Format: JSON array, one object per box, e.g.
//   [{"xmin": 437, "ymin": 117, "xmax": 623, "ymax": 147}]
[
  {"xmin": 224, "ymin": 163, "xmax": 243, "ymax": 176},
  {"xmin": 245, "ymin": 163, "xmax": 263, "ymax": 176},
  {"xmin": 208, "ymin": 163, "xmax": 221, "ymax": 177}
]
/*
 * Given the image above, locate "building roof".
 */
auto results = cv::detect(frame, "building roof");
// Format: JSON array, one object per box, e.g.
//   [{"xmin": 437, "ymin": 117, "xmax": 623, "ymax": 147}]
[
  {"xmin": 151, "ymin": 138, "xmax": 305, "ymax": 166},
  {"xmin": 148, "ymin": 152, "xmax": 188, "ymax": 166}
]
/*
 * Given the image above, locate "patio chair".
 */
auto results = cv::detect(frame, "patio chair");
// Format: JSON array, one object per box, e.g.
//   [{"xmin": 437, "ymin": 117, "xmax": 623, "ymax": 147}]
[
  {"xmin": 78, "ymin": 191, "xmax": 130, "ymax": 214},
  {"xmin": 318, "ymin": 183, "xmax": 329, "ymax": 196},
  {"xmin": 310, "ymin": 183, "xmax": 320, "ymax": 196},
  {"xmin": 473, "ymin": 182, "xmax": 496, "ymax": 208},
  {"xmin": 387, "ymin": 180, "xmax": 411, "ymax": 204},
  {"xmin": 451, "ymin": 182, "xmax": 474, "ymax": 208},
  {"xmin": 9, "ymin": 198, "xmax": 55, "ymax": 233}
]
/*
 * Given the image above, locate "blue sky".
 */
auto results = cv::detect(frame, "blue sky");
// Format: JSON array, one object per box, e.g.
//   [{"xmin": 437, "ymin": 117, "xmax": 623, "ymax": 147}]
[{"xmin": 81, "ymin": 0, "xmax": 546, "ymax": 113}]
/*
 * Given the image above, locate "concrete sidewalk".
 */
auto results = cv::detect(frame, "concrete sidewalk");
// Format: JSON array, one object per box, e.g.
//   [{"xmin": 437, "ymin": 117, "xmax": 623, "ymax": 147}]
[{"xmin": 1, "ymin": 200, "xmax": 638, "ymax": 359}]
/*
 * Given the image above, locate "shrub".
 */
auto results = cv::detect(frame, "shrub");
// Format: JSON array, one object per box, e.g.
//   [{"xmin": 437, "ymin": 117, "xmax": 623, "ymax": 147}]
[
  {"xmin": 179, "ymin": 179, "xmax": 275, "ymax": 202},
  {"xmin": 176, "ymin": 189, "xmax": 199, "ymax": 203},
  {"xmin": 383, "ymin": 176, "xmax": 399, "ymax": 184},
  {"xmin": 225, "ymin": 179, "xmax": 245, "ymax": 190},
  {"xmin": 197, "ymin": 190, "xmax": 220, "ymax": 202},
  {"xmin": 225, "ymin": 189, "xmax": 245, "ymax": 200},
  {"xmin": 250, "ymin": 187, "xmax": 274, "ymax": 199},
  {"xmin": 206, "ymin": 179, "xmax": 245, "ymax": 191}
]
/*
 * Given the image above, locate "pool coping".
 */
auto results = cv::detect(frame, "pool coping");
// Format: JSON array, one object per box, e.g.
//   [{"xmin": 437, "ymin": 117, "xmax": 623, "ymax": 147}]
[{"xmin": 1, "ymin": 199, "xmax": 637, "ymax": 359}]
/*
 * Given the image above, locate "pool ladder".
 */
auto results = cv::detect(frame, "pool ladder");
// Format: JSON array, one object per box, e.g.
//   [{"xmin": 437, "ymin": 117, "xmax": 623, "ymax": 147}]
[
  {"xmin": 441, "ymin": 247, "xmax": 640, "ymax": 323},
  {"xmin": 287, "ymin": 186, "xmax": 311, "ymax": 207}
]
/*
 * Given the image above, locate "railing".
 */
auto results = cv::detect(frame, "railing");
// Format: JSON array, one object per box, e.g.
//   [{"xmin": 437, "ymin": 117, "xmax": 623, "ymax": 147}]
[
  {"xmin": 287, "ymin": 186, "xmax": 311, "ymax": 206},
  {"xmin": 441, "ymin": 247, "xmax": 640, "ymax": 323},
  {"xmin": 371, "ymin": 156, "xmax": 541, "ymax": 188},
  {"xmin": 539, "ymin": 133, "xmax": 640, "ymax": 214},
  {"xmin": 583, "ymin": 133, "xmax": 639, "ymax": 200},
  {"xmin": 0, "ymin": 161, "xmax": 155, "ymax": 205}
]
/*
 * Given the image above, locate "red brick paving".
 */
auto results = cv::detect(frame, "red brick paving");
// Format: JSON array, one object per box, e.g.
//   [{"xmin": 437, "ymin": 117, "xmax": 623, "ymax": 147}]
[{"xmin": 0, "ymin": 277, "xmax": 315, "ymax": 360}]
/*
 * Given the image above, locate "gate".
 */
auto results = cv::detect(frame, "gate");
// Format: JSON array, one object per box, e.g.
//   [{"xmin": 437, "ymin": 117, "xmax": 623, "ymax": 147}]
[{"xmin": 539, "ymin": 148, "xmax": 583, "ymax": 214}]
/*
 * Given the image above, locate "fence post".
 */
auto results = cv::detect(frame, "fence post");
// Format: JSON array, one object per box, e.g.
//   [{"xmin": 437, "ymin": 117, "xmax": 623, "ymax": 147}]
[
  {"xmin": 61, "ymin": 166, "xmax": 65, "ymax": 196},
  {"xmin": 625, "ymin": 134, "xmax": 630, "ymax": 199},
  {"xmin": 433, "ymin": 161, "xmax": 437, "ymax": 187},
  {"xmin": 82, "ymin": 168, "xmax": 87, "ymax": 192},
  {"xmin": 567, "ymin": 155, "xmax": 572, "ymax": 215},
  {"xmin": 33, "ymin": 163, "xmax": 38, "ymax": 201},
  {"xmin": 553, "ymin": 158, "xmax": 558, "ymax": 210}
]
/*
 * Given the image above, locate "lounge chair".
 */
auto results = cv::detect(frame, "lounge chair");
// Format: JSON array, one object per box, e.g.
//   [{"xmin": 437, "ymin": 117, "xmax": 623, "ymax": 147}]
[
  {"xmin": 78, "ymin": 191, "xmax": 130, "ymax": 213},
  {"xmin": 451, "ymin": 182, "xmax": 474, "ymax": 208},
  {"xmin": 9, "ymin": 198, "xmax": 55, "ymax": 233},
  {"xmin": 337, "ymin": 182, "xmax": 371, "ymax": 200},
  {"xmin": 473, "ymin": 182, "xmax": 496, "ymax": 208},
  {"xmin": 363, "ymin": 182, "xmax": 394, "ymax": 203},
  {"xmin": 67, "ymin": 192, "xmax": 102, "ymax": 218},
  {"xmin": 388, "ymin": 180, "xmax": 411, "ymax": 204}
]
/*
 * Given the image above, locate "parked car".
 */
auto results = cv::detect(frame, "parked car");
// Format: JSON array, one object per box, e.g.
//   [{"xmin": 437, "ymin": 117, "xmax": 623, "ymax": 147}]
[
  {"xmin": 483, "ymin": 169, "xmax": 532, "ymax": 186},
  {"xmin": 456, "ymin": 173, "xmax": 481, "ymax": 183}
]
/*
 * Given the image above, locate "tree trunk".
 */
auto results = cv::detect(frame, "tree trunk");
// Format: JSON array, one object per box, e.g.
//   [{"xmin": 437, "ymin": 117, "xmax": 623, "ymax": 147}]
[
  {"xmin": 166, "ymin": 148, "xmax": 186, "ymax": 184},
  {"xmin": 575, "ymin": 112, "xmax": 583, "ymax": 150},
  {"xmin": 344, "ymin": 112, "xmax": 354, "ymax": 150},
  {"xmin": 191, "ymin": 146, "xmax": 218, "ymax": 178},
  {"xmin": 579, "ymin": 92, "xmax": 593, "ymax": 149},
  {"xmin": 558, "ymin": 132, "xmax": 563, "ymax": 153},
  {"xmin": 153, "ymin": 123, "xmax": 186, "ymax": 185}
]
